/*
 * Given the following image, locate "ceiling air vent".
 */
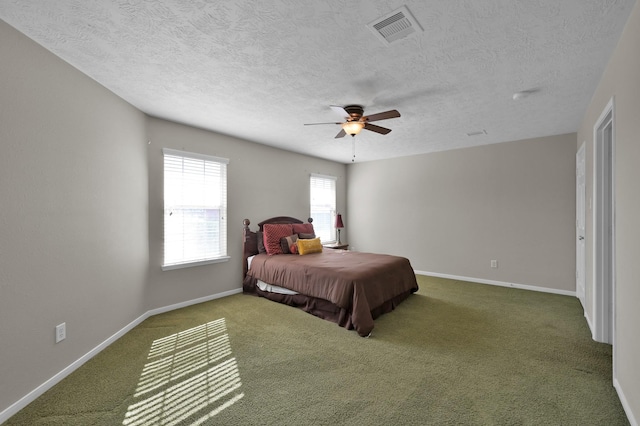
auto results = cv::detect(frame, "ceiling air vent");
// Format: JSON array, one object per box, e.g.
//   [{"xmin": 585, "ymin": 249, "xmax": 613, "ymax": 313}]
[{"xmin": 367, "ymin": 6, "xmax": 423, "ymax": 45}]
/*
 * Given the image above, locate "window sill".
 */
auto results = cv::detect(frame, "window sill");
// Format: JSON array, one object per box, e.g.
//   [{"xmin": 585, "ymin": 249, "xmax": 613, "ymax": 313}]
[{"xmin": 162, "ymin": 256, "xmax": 230, "ymax": 271}]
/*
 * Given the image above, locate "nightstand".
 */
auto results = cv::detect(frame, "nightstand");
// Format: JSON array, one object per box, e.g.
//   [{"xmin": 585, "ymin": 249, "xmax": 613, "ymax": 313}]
[{"xmin": 323, "ymin": 243, "xmax": 349, "ymax": 250}]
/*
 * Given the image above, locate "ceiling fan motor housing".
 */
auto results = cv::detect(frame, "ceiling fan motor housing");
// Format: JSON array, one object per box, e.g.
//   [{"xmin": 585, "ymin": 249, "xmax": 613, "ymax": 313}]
[{"xmin": 344, "ymin": 105, "xmax": 364, "ymax": 121}]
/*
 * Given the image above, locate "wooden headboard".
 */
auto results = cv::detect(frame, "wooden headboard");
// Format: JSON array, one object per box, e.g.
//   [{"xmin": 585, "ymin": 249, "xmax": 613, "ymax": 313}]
[{"xmin": 242, "ymin": 216, "xmax": 313, "ymax": 277}]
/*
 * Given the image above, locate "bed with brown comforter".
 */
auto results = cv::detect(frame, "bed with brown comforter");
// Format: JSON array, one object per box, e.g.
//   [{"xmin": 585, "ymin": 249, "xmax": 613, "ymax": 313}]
[{"xmin": 242, "ymin": 216, "xmax": 419, "ymax": 337}]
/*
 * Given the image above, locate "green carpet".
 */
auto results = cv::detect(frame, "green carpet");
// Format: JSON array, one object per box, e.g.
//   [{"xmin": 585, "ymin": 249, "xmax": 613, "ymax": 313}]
[{"xmin": 4, "ymin": 276, "xmax": 628, "ymax": 425}]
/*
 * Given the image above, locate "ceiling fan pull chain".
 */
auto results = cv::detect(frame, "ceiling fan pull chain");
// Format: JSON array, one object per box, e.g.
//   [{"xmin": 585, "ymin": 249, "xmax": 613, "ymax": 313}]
[{"xmin": 352, "ymin": 137, "xmax": 356, "ymax": 162}]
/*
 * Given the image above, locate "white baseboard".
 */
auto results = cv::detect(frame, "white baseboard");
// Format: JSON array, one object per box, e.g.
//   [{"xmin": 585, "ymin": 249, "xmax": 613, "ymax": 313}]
[
  {"xmin": 0, "ymin": 288, "xmax": 242, "ymax": 424},
  {"xmin": 414, "ymin": 270, "xmax": 576, "ymax": 297},
  {"xmin": 584, "ymin": 310, "xmax": 596, "ymax": 340},
  {"xmin": 0, "ymin": 312, "xmax": 149, "ymax": 424},
  {"xmin": 614, "ymin": 378, "xmax": 638, "ymax": 426},
  {"xmin": 146, "ymin": 288, "xmax": 242, "ymax": 317}
]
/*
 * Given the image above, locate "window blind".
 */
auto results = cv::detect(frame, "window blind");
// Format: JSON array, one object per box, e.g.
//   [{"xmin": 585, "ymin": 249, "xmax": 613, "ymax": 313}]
[
  {"xmin": 310, "ymin": 174, "xmax": 337, "ymax": 243},
  {"xmin": 163, "ymin": 148, "xmax": 228, "ymax": 269}
]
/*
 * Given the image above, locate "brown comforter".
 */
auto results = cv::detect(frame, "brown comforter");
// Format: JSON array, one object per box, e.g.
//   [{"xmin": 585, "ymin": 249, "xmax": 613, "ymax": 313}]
[{"xmin": 245, "ymin": 250, "xmax": 418, "ymax": 336}]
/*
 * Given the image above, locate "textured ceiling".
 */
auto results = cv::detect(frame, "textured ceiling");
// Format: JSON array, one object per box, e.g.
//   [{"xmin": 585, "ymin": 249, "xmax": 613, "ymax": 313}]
[{"xmin": 0, "ymin": 0, "xmax": 635, "ymax": 163}]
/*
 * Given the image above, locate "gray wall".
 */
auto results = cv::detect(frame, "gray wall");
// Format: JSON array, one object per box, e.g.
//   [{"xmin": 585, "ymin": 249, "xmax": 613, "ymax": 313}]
[
  {"xmin": 347, "ymin": 134, "xmax": 577, "ymax": 292},
  {"xmin": 577, "ymin": 0, "xmax": 640, "ymax": 421},
  {"xmin": 0, "ymin": 19, "xmax": 346, "ymax": 418},
  {"xmin": 0, "ymin": 20, "xmax": 149, "ymax": 413}
]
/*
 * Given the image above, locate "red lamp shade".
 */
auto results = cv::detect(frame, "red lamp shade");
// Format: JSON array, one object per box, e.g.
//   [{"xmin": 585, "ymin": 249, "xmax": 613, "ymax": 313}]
[{"xmin": 335, "ymin": 213, "xmax": 344, "ymax": 229}]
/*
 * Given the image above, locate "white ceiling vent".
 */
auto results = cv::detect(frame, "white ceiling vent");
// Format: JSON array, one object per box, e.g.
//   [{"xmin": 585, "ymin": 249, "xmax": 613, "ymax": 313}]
[{"xmin": 367, "ymin": 6, "xmax": 423, "ymax": 45}]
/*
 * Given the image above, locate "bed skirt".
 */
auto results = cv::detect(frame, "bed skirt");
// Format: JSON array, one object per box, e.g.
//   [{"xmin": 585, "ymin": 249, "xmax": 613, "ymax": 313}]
[{"xmin": 243, "ymin": 275, "xmax": 414, "ymax": 336}]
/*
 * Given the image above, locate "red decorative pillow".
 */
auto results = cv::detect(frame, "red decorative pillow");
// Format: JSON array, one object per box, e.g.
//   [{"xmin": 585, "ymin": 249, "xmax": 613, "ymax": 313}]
[
  {"xmin": 292, "ymin": 223, "xmax": 315, "ymax": 237},
  {"xmin": 263, "ymin": 224, "xmax": 294, "ymax": 255}
]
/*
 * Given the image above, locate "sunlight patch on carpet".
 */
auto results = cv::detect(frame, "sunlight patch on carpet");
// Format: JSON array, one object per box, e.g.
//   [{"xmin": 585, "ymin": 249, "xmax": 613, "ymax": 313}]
[{"xmin": 122, "ymin": 318, "xmax": 244, "ymax": 426}]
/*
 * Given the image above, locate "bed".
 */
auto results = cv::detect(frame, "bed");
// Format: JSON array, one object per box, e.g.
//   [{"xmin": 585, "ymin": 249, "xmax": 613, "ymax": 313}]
[{"xmin": 242, "ymin": 216, "xmax": 419, "ymax": 337}]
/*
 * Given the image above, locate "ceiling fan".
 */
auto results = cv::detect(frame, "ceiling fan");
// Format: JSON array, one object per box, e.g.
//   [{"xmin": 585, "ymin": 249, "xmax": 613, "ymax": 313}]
[{"xmin": 304, "ymin": 105, "xmax": 401, "ymax": 138}]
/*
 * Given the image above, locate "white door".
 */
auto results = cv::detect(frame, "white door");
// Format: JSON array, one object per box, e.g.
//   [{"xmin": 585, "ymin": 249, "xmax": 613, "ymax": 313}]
[{"xmin": 576, "ymin": 143, "xmax": 586, "ymax": 308}]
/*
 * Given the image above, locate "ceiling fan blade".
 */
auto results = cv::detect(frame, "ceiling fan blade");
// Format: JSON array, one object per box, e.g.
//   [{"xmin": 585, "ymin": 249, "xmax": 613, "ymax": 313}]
[
  {"xmin": 335, "ymin": 129, "xmax": 346, "ymax": 138},
  {"xmin": 330, "ymin": 105, "xmax": 350, "ymax": 118},
  {"xmin": 364, "ymin": 123, "xmax": 392, "ymax": 135},
  {"xmin": 303, "ymin": 122, "xmax": 342, "ymax": 126},
  {"xmin": 364, "ymin": 109, "xmax": 401, "ymax": 122}
]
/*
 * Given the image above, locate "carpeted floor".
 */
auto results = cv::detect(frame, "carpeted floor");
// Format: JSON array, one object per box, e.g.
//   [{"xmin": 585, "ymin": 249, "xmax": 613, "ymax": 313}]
[{"xmin": 4, "ymin": 276, "xmax": 629, "ymax": 425}]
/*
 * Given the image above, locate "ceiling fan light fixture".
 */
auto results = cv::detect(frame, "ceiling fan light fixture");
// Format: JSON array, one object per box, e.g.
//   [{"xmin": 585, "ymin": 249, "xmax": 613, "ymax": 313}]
[{"xmin": 342, "ymin": 121, "xmax": 365, "ymax": 136}]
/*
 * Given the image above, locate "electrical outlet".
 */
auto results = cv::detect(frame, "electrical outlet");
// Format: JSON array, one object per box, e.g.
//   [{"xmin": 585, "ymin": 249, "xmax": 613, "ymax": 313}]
[
  {"xmin": 491, "ymin": 260, "xmax": 498, "ymax": 268},
  {"xmin": 55, "ymin": 323, "xmax": 66, "ymax": 343}
]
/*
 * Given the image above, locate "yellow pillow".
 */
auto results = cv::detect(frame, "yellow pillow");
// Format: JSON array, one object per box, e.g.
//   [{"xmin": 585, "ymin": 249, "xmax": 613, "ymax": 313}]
[{"xmin": 297, "ymin": 237, "xmax": 323, "ymax": 255}]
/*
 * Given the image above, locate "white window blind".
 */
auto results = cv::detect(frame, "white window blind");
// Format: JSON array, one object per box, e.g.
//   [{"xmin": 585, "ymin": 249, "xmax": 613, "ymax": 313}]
[
  {"xmin": 310, "ymin": 174, "xmax": 337, "ymax": 243},
  {"xmin": 163, "ymin": 148, "xmax": 229, "ymax": 270}
]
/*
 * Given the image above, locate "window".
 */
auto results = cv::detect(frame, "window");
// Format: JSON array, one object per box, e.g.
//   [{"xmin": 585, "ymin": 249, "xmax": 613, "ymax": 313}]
[
  {"xmin": 310, "ymin": 174, "xmax": 336, "ymax": 243},
  {"xmin": 162, "ymin": 148, "xmax": 229, "ymax": 270}
]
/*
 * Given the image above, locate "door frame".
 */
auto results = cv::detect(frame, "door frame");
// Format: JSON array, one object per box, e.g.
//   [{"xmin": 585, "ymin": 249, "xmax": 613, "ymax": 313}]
[
  {"xmin": 576, "ymin": 142, "xmax": 586, "ymax": 309},
  {"xmin": 592, "ymin": 97, "xmax": 615, "ymax": 347}
]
